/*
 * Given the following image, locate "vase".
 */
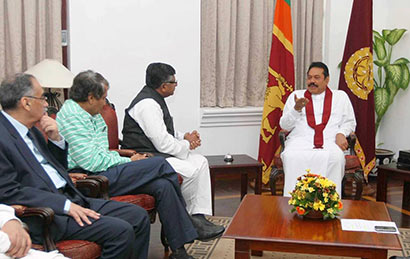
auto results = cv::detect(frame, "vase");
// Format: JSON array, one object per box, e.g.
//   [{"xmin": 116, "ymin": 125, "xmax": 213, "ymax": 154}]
[{"xmin": 303, "ymin": 210, "xmax": 323, "ymax": 219}]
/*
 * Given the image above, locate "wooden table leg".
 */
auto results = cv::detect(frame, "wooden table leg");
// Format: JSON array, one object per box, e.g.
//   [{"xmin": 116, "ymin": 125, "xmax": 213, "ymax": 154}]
[
  {"xmin": 255, "ymin": 166, "xmax": 262, "ymax": 195},
  {"xmin": 376, "ymin": 168, "xmax": 387, "ymax": 202},
  {"xmin": 241, "ymin": 173, "xmax": 248, "ymax": 200},
  {"xmin": 211, "ymin": 172, "xmax": 216, "ymax": 215},
  {"xmin": 403, "ymin": 181, "xmax": 410, "ymax": 210},
  {"xmin": 235, "ymin": 240, "xmax": 250, "ymax": 259}
]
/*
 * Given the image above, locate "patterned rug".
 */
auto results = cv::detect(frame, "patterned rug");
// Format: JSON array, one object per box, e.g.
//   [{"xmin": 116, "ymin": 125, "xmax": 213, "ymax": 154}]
[{"xmin": 185, "ymin": 217, "xmax": 408, "ymax": 259}]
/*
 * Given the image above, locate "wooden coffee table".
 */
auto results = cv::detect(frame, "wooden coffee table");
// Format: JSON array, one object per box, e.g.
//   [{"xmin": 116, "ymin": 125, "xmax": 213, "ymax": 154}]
[
  {"xmin": 206, "ymin": 154, "xmax": 262, "ymax": 215},
  {"xmin": 376, "ymin": 162, "xmax": 410, "ymax": 210},
  {"xmin": 224, "ymin": 195, "xmax": 401, "ymax": 259}
]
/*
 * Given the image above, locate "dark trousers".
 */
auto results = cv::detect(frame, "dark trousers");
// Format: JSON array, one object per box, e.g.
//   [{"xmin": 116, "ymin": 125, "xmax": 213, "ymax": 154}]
[
  {"xmin": 62, "ymin": 199, "xmax": 150, "ymax": 259},
  {"xmin": 99, "ymin": 157, "xmax": 198, "ymax": 250}
]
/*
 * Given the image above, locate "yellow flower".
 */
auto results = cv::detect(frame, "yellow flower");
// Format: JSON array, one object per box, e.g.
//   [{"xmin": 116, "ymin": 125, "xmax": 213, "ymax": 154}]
[
  {"xmin": 324, "ymin": 197, "xmax": 328, "ymax": 203},
  {"xmin": 323, "ymin": 192, "xmax": 328, "ymax": 198},
  {"xmin": 327, "ymin": 208, "xmax": 334, "ymax": 214},
  {"xmin": 313, "ymin": 201, "xmax": 325, "ymax": 211},
  {"xmin": 308, "ymin": 187, "xmax": 315, "ymax": 193}
]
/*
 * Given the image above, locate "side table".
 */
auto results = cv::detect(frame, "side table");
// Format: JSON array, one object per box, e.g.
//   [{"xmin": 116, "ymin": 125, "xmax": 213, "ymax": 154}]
[
  {"xmin": 376, "ymin": 162, "xmax": 410, "ymax": 210},
  {"xmin": 206, "ymin": 154, "xmax": 262, "ymax": 215}
]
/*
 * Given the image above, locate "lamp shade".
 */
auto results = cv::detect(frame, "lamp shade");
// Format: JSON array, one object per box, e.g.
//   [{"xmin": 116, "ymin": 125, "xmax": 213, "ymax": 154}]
[{"xmin": 25, "ymin": 59, "xmax": 74, "ymax": 88}]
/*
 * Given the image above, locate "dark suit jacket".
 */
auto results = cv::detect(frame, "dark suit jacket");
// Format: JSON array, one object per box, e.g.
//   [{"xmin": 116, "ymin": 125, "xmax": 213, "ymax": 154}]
[{"xmin": 0, "ymin": 113, "xmax": 108, "ymax": 241}]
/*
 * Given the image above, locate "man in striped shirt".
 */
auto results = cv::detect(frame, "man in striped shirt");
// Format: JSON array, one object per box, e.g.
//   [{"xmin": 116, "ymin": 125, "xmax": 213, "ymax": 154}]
[{"xmin": 57, "ymin": 70, "xmax": 223, "ymax": 259}]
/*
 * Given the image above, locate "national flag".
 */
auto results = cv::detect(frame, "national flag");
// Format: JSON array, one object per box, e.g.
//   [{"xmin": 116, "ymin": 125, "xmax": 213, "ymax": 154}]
[
  {"xmin": 258, "ymin": 0, "xmax": 295, "ymax": 184},
  {"xmin": 338, "ymin": 0, "xmax": 376, "ymax": 177}
]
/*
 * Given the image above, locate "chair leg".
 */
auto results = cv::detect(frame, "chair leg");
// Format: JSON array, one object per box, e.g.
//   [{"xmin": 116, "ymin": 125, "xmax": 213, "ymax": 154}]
[
  {"xmin": 342, "ymin": 169, "xmax": 364, "ymax": 200},
  {"xmin": 160, "ymin": 226, "xmax": 169, "ymax": 252},
  {"xmin": 269, "ymin": 167, "xmax": 284, "ymax": 196},
  {"xmin": 353, "ymin": 169, "xmax": 364, "ymax": 200}
]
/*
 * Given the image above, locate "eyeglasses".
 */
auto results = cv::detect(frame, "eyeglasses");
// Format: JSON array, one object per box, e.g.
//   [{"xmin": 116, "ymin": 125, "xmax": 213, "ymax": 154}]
[
  {"xmin": 25, "ymin": 95, "xmax": 48, "ymax": 101},
  {"xmin": 165, "ymin": 81, "xmax": 178, "ymax": 85}
]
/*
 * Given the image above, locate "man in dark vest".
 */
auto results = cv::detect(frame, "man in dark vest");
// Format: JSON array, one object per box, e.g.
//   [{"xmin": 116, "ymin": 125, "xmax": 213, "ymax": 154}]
[{"xmin": 122, "ymin": 62, "xmax": 224, "ymax": 235}]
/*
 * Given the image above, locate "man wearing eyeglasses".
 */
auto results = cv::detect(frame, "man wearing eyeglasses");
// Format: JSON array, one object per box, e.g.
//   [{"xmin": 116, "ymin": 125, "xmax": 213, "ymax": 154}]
[
  {"xmin": 121, "ymin": 63, "xmax": 224, "ymax": 237},
  {"xmin": 0, "ymin": 74, "xmax": 151, "ymax": 258}
]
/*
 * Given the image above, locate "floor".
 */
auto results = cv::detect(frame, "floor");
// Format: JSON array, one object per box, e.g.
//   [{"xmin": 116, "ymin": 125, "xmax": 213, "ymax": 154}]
[{"xmin": 148, "ymin": 174, "xmax": 410, "ymax": 258}]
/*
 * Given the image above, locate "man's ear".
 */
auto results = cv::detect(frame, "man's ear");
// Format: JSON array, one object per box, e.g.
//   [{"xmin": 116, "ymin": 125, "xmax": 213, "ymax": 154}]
[
  {"xmin": 20, "ymin": 97, "xmax": 31, "ymax": 111},
  {"xmin": 87, "ymin": 94, "xmax": 95, "ymax": 104}
]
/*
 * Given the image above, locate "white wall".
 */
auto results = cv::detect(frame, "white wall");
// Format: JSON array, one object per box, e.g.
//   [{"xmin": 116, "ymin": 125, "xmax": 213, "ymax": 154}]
[
  {"xmin": 324, "ymin": 0, "xmax": 410, "ymax": 156},
  {"xmin": 69, "ymin": 0, "xmax": 410, "ymax": 159}
]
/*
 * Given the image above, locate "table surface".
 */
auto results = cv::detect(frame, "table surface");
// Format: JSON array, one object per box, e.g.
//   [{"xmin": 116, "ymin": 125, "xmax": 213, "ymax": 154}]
[
  {"xmin": 206, "ymin": 154, "xmax": 262, "ymax": 169},
  {"xmin": 378, "ymin": 162, "xmax": 410, "ymax": 174},
  {"xmin": 224, "ymin": 195, "xmax": 401, "ymax": 251}
]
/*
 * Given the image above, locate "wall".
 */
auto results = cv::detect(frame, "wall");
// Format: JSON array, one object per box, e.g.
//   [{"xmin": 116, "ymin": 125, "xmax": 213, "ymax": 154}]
[
  {"xmin": 68, "ymin": 0, "xmax": 261, "ymax": 158},
  {"xmin": 324, "ymin": 0, "xmax": 410, "ymax": 157},
  {"xmin": 69, "ymin": 0, "xmax": 410, "ymax": 159}
]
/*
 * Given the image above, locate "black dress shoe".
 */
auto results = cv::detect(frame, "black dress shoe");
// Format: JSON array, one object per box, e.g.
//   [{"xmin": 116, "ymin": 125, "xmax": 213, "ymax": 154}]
[
  {"xmin": 191, "ymin": 214, "xmax": 225, "ymax": 242},
  {"xmin": 169, "ymin": 247, "xmax": 194, "ymax": 259}
]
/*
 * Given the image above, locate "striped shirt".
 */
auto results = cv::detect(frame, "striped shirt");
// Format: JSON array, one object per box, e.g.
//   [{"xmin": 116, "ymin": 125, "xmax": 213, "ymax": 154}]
[{"xmin": 56, "ymin": 99, "xmax": 130, "ymax": 172}]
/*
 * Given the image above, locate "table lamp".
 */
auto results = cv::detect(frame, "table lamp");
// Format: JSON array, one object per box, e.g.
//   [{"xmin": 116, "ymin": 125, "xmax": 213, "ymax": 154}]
[{"xmin": 25, "ymin": 59, "xmax": 74, "ymax": 112}]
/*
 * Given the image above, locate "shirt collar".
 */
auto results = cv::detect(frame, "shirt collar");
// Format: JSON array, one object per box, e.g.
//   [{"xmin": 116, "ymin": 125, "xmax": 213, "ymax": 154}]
[{"xmin": 1, "ymin": 110, "xmax": 29, "ymax": 139}]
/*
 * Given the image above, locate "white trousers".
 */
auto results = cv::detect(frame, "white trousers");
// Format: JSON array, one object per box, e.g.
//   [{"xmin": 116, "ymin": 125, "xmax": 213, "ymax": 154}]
[
  {"xmin": 281, "ymin": 141, "xmax": 345, "ymax": 197},
  {"xmin": 0, "ymin": 250, "xmax": 68, "ymax": 259},
  {"xmin": 166, "ymin": 153, "xmax": 212, "ymax": 215}
]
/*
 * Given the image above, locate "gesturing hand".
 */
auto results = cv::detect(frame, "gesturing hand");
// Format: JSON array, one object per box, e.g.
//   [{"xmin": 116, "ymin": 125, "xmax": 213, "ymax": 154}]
[
  {"xmin": 294, "ymin": 95, "xmax": 309, "ymax": 112},
  {"xmin": 2, "ymin": 219, "xmax": 31, "ymax": 258},
  {"xmin": 68, "ymin": 203, "xmax": 101, "ymax": 227},
  {"xmin": 335, "ymin": 133, "xmax": 348, "ymax": 151},
  {"xmin": 39, "ymin": 115, "xmax": 61, "ymax": 141},
  {"xmin": 130, "ymin": 153, "xmax": 149, "ymax": 161}
]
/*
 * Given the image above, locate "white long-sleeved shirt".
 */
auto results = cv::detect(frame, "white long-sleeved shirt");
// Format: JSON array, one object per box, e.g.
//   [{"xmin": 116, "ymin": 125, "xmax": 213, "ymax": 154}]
[
  {"xmin": 0, "ymin": 204, "xmax": 21, "ymax": 253},
  {"xmin": 128, "ymin": 98, "xmax": 190, "ymax": 159}
]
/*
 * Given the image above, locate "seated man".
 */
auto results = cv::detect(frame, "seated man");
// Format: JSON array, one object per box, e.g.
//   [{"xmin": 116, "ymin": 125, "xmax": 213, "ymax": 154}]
[
  {"xmin": 0, "ymin": 74, "xmax": 150, "ymax": 259},
  {"xmin": 0, "ymin": 204, "xmax": 68, "ymax": 259},
  {"xmin": 121, "ymin": 62, "xmax": 223, "ymax": 232},
  {"xmin": 280, "ymin": 62, "xmax": 356, "ymax": 196},
  {"xmin": 57, "ymin": 70, "xmax": 222, "ymax": 259}
]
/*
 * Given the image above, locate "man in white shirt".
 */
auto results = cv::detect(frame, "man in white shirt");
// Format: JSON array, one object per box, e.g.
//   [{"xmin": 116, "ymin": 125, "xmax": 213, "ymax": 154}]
[
  {"xmin": 122, "ymin": 63, "xmax": 224, "ymax": 235},
  {"xmin": 0, "ymin": 204, "xmax": 68, "ymax": 259},
  {"xmin": 280, "ymin": 62, "xmax": 356, "ymax": 196}
]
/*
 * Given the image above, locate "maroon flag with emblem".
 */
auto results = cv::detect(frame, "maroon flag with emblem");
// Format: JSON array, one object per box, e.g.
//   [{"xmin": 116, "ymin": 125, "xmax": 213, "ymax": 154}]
[{"xmin": 338, "ymin": 0, "xmax": 375, "ymax": 177}]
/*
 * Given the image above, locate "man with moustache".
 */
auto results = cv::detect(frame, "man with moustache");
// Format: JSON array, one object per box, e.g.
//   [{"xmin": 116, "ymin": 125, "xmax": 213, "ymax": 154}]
[{"xmin": 280, "ymin": 62, "xmax": 356, "ymax": 196}]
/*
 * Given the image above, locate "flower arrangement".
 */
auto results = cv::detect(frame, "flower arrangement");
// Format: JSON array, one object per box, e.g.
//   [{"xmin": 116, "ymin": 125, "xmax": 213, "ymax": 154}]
[{"xmin": 288, "ymin": 170, "xmax": 343, "ymax": 220}]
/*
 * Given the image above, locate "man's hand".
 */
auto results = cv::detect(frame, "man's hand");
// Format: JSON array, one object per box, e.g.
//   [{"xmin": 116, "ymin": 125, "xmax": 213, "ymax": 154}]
[
  {"xmin": 39, "ymin": 115, "xmax": 61, "ymax": 141},
  {"xmin": 130, "ymin": 153, "xmax": 149, "ymax": 161},
  {"xmin": 336, "ymin": 133, "xmax": 348, "ymax": 151},
  {"xmin": 294, "ymin": 95, "xmax": 309, "ymax": 112},
  {"xmin": 2, "ymin": 219, "xmax": 31, "ymax": 258},
  {"xmin": 68, "ymin": 203, "xmax": 100, "ymax": 227},
  {"xmin": 184, "ymin": 130, "xmax": 201, "ymax": 150},
  {"xmin": 69, "ymin": 173, "xmax": 88, "ymax": 184}
]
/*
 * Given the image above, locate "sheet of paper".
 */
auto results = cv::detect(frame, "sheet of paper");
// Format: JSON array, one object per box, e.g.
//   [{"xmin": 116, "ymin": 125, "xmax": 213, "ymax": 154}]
[{"xmin": 341, "ymin": 219, "xmax": 399, "ymax": 234}]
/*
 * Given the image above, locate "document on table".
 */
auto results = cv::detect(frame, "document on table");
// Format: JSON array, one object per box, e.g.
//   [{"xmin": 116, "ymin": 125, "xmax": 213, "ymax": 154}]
[{"xmin": 341, "ymin": 219, "xmax": 399, "ymax": 234}]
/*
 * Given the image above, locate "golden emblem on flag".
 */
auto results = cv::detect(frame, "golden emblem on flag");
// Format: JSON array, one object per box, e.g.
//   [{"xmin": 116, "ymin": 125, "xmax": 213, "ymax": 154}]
[{"xmin": 344, "ymin": 47, "xmax": 374, "ymax": 100}]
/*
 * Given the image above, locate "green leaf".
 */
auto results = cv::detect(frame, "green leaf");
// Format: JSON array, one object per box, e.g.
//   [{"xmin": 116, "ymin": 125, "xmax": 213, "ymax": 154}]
[
  {"xmin": 393, "ymin": 58, "xmax": 410, "ymax": 65},
  {"xmin": 374, "ymin": 87, "xmax": 390, "ymax": 118},
  {"xmin": 382, "ymin": 29, "xmax": 392, "ymax": 40},
  {"xmin": 399, "ymin": 64, "xmax": 410, "ymax": 90},
  {"xmin": 385, "ymin": 64, "xmax": 403, "ymax": 86},
  {"xmin": 385, "ymin": 29, "xmax": 407, "ymax": 46},
  {"xmin": 385, "ymin": 79, "xmax": 398, "ymax": 105},
  {"xmin": 374, "ymin": 59, "xmax": 388, "ymax": 67},
  {"xmin": 373, "ymin": 37, "xmax": 386, "ymax": 61},
  {"xmin": 373, "ymin": 30, "xmax": 384, "ymax": 41}
]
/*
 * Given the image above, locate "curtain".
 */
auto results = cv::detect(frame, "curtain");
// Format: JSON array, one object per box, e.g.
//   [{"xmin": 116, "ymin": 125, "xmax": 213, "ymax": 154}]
[
  {"xmin": 0, "ymin": 0, "xmax": 62, "ymax": 81},
  {"xmin": 201, "ymin": 0, "xmax": 324, "ymax": 107}
]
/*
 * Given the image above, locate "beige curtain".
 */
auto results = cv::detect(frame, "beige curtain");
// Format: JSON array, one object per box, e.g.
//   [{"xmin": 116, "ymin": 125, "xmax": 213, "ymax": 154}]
[
  {"xmin": 201, "ymin": 0, "xmax": 323, "ymax": 107},
  {"xmin": 0, "ymin": 0, "xmax": 62, "ymax": 81}
]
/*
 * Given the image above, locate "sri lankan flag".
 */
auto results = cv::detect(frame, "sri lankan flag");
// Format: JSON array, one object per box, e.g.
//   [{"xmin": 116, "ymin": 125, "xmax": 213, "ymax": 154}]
[
  {"xmin": 338, "ymin": 0, "xmax": 375, "ymax": 177},
  {"xmin": 258, "ymin": 0, "xmax": 294, "ymax": 184}
]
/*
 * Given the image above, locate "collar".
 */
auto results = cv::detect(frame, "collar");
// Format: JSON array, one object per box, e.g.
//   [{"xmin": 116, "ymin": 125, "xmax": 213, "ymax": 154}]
[{"xmin": 1, "ymin": 110, "xmax": 29, "ymax": 139}]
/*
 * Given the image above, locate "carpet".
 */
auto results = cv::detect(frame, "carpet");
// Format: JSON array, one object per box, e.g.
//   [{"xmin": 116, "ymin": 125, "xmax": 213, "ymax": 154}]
[{"xmin": 185, "ymin": 217, "xmax": 408, "ymax": 259}]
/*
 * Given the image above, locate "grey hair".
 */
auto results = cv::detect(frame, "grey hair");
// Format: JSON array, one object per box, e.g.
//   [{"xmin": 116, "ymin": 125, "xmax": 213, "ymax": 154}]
[
  {"xmin": 0, "ymin": 73, "xmax": 35, "ymax": 110},
  {"xmin": 69, "ymin": 70, "xmax": 108, "ymax": 102}
]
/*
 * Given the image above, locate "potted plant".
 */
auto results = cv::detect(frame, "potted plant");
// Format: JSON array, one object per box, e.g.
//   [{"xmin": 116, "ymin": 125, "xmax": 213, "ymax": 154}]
[
  {"xmin": 288, "ymin": 170, "xmax": 343, "ymax": 220},
  {"xmin": 373, "ymin": 28, "xmax": 410, "ymax": 166}
]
